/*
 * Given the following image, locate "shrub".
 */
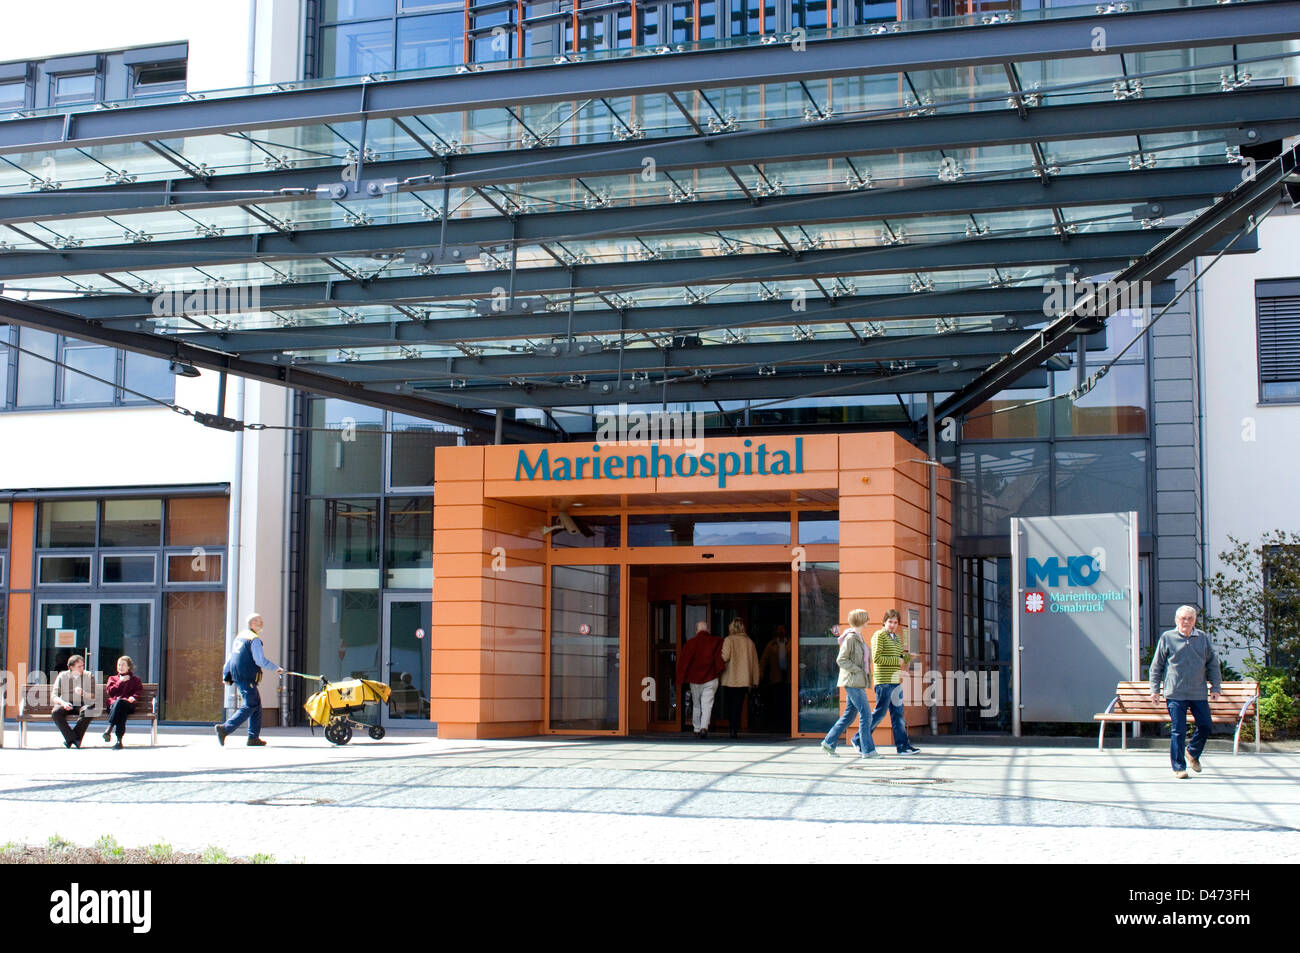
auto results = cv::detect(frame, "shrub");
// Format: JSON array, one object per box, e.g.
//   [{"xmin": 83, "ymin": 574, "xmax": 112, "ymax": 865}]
[
  {"xmin": 145, "ymin": 841, "xmax": 175, "ymax": 864},
  {"xmin": 201, "ymin": 846, "xmax": 232, "ymax": 864},
  {"xmin": 251, "ymin": 853, "xmax": 275, "ymax": 865},
  {"xmin": 94, "ymin": 835, "xmax": 124, "ymax": 859},
  {"xmin": 47, "ymin": 834, "xmax": 73, "ymax": 851}
]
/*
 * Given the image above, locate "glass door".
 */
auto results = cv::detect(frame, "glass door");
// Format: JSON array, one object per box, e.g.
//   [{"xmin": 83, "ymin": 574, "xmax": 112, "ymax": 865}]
[
  {"xmin": 549, "ymin": 565, "xmax": 621, "ymax": 732},
  {"xmin": 648, "ymin": 600, "xmax": 679, "ymax": 729},
  {"xmin": 36, "ymin": 599, "xmax": 157, "ymax": 691},
  {"xmin": 382, "ymin": 593, "xmax": 432, "ymax": 725}
]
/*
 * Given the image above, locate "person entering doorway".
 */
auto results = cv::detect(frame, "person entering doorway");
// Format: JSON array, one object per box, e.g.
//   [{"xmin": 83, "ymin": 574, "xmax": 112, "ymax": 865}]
[{"xmin": 721, "ymin": 618, "xmax": 760, "ymax": 739}]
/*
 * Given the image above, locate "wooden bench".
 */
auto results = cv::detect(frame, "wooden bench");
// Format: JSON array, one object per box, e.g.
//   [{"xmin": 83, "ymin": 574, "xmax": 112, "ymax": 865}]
[
  {"xmin": 17, "ymin": 683, "xmax": 159, "ymax": 748},
  {"xmin": 1095, "ymin": 681, "xmax": 1259, "ymax": 753}
]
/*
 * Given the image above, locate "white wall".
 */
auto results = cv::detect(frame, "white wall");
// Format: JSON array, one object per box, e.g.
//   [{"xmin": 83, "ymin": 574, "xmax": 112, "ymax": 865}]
[{"xmin": 1200, "ymin": 210, "xmax": 1300, "ymax": 663}]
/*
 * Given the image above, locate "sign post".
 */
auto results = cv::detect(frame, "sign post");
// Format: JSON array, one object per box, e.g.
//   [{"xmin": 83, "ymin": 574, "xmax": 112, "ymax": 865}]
[{"xmin": 1011, "ymin": 512, "xmax": 1140, "ymax": 735}]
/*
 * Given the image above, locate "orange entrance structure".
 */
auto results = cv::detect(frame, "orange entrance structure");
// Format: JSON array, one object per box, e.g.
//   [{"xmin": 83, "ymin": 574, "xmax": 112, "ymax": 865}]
[{"xmin": 430, "ymin": 431, "xmax": 953, "ymax": 739}]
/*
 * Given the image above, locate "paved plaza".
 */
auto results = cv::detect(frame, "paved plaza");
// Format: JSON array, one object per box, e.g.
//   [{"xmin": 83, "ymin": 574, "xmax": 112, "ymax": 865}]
[{"xmin": 1, "ymin": 728, "xmax": 1297, "ymax": 863}]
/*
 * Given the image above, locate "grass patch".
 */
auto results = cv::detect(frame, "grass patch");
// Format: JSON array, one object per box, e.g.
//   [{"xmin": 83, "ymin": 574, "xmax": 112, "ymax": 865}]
[
  {"xmin": 46, "ymin": 834, "xmax": 74, "ymax": 851},
  {"xmin": 201, "ymin": 846, "xmax": 232, "ymax": 864},
  {"xmin": 144, "ymin": 841, "xmax": 175, "ymax": 864},
  {"xmin": 251, "ymin": 853, "xmax": 276, "ymax": 865}
]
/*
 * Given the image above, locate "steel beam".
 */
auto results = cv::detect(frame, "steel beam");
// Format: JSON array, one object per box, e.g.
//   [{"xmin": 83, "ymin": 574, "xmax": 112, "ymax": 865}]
[
  {"xmin": 42, "ymin": 231, "xmax": 1195, "ymax": 321},
  {"xmin": 0, "ymin": 2, "xmax": 1294, "ymax": 153},
  {"xmin": 411, "ymin": 368, "xmax": 1052, "ymax": 409},
  {"xmin": 0, "ymin": 166, "xmax": 1241, "ymax": 281},
  {"xmin": 169, "ymin": 283, "xmax": 1173, "ymax": 353},
  {"xmin": 294, "ymin": 329, "xmax": 1081, "ymax": 384},
  {"xmin": 0, "ymin": 89, "xmax": 1292, "ymax": 224},
  {"xmin": 0, "ymin": 295, "xmax": 551, "ymax": 437}
]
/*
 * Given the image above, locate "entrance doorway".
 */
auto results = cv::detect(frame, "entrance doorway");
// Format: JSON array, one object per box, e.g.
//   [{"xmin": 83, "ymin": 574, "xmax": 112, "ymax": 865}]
[
  {"xmin": 36, "ymin": 599, "xmax": 158, "ymax": 685},
  {"xmin": 631, "ymin": 564, "xmax": 792, "ymax": 736},
  {"xmin": 381, "ymin": 593, "xmax": 431, "ymax": 726}
]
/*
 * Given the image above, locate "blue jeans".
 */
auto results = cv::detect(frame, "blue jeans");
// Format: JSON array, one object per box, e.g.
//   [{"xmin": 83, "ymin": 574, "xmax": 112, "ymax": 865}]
[
  {"xmin": 823, "ymin": 686, "xmax": 876, "ymax": 755},
  {"xmin": 221, "ymin": 679, "xmax": 262, "ymax": 739},
  {"xmin": 868, "ymin": 683, "xmax": 910, "ymax": 751},
  {"xmin": 1167, "ymin": 698, "xmax": 1213, "ymax": 772}
]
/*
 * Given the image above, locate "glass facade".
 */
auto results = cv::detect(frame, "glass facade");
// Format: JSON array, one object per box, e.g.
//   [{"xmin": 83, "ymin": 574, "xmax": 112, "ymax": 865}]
[
  {"xmin": 30, "ymin": 496, "xmax": 227, "ymax": 721},
  {"xmin": 297, "ymin": 397, "xmax": 456, "ymax": 722},
  {"xmin": 1, "ymin": 326, "xmax": 174, "ymax": 412}
]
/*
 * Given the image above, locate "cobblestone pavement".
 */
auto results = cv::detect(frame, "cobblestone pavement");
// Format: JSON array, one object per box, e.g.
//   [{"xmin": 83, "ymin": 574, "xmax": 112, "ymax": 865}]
[{"xmin": 2, "ymin": 728, "xmax": 1296, "ymax": 863}]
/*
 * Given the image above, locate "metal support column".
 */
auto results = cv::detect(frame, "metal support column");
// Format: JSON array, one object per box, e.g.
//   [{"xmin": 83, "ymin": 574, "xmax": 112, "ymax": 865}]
[{"xmin": 927, "ymin": 393, "xmax": 939, "ymax": 736}]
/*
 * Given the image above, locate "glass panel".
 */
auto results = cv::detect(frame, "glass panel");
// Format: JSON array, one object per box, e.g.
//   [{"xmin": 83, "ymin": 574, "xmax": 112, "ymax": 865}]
[
  {"xmin": 627, "ymin": 512, "xmax": 791, "ymax": 546},
  {"xmin": 798, "ymin": 510, "xmax": 839, "ymax": 544},
  {"xmin": 386, "ymin": 599, "xmax": 432, "ymax": 719},
  {"xmin": 102, "ymin": 499, "xmax": 162, "ymax": 547},
  {"xmin": 123, "ymin": 352, "xmax": 175, "ymax": 401},
  {"xmin": 38, "ymin": 603, "xmax": 92, "ymax": 680},
  {"xmin": 397, "ymin": 11, "xmax": 464, "ymax": 69},
  {"xmin": 650, "ymin": 601, "xmax": 678, "ymax": 723},
  {"xmin": 550, "ymin": 513, "xmax": 620, "ymax": 549},
  {"xmin": 853, "ymin": 0, "xmax": 895, "ymax": 23},
  {"xmin": 957, "ymin": 443, "xmax": 1050, "ymax": 537},
  {"xmin": 797, "ymin": 562, "xmax": 839, "ymax": 735},
  {"xmin": 164, "ymin": 591, "xmax": 225, "ymax": 721},
  {"xmin": 549, "ymin": 564, "xmax": 620, "ymax": 730},
  {"xmin": 0, "ymin": 81, "xmax": 25, "ymax": 109},
  {"xmin": 60, "ymin": 341, "xmax": 116, "ymax": 404},
  {"xmin": 306, "ymin": 498, "xmax": 382, "ymax": 682},
  {"xmin": 16, "ymin": 328, "xmax": 56, "ymax": 407},
  {"xmin": 962, "ymin": 386, "xmax": 1052, "ymax": 440},
  {"xmin": 167, "ymin": 551, "xmax": 224, "ymax": 584},
  {"xmin": 102, "ymin": 555, "xmax": 156, "ymax": 586},
  {"xmin": 390, "ymin": 414, "xmax": 460, "ymax": 488},
  {"xmin": 959, "ymin": 556, "xmax": 1012, "ymax": 732},
  {"xmin": 698, "ymin": 0, "xmax": 716, "ymax": 39},
  {"xmin": 166, "ymin": 497, "xmax": 228, "ymax": 546},
  {"xmin": 385, "ymin": 495, "xmax": 433, "ymax": 589},
  {"xmin": 321, "ymin": 21, "xmax": 397, "ymax": 77},
  {"xmin": 52, "ymin": 73, "xmax": 95, "ymax": 106},
  {"xmin": 1053, "ymin": 440, "xmax": 1148, "ymax": 527},
  {"xmin": 1054, "ymin": 363, "xmax": 1148, "ymax": 436},
  {"xmin": 39, "ymin": 555, "xmax": 92, "ymax": 585},
  {"xmin": 0, "ymin": 502, "xmax": 9, "ymax": 551},
  {"xmin": 39, "ymin": 500, "xmax": 97, "ymax": 548},
  {"xmin": 97, "ymin": 602, "xmax": 153, "ymax": 683},
  {"xmin": 0, "ymin": 328, "xmax": 9, "ymax": 406},
  {"xmin": 311, "ymin": 400, "xmax": 384, "ymax": 495},
  {"xmin": 325, "ymin": 0, "xmax": 396, "ymax": 20}
]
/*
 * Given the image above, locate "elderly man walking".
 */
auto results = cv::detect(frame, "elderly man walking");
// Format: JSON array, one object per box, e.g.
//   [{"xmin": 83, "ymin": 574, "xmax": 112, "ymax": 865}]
[
  {"xmin": 1149, "ymin": 605, "xmax": 1222, "ymax": 779},
  {"xmin": 216, "ymin": 613, "xmax": 283, "ymax": 747}
]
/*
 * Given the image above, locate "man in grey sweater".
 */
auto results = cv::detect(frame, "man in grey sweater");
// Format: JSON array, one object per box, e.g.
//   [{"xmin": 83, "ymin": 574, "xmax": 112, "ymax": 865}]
[{"xmin": 1149, "ymin": 605, "xmax": 1222, "ymax": 778}]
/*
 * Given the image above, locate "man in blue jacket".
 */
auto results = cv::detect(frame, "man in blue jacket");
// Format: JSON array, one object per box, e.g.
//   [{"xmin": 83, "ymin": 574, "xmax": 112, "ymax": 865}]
[
  {"xmin": 216, "ymin": 613, "xmax": 283, "ymax": 747},
  {"xmin": 1149, "ymin": 605, "xmax": 1222, "ymax": 778}
]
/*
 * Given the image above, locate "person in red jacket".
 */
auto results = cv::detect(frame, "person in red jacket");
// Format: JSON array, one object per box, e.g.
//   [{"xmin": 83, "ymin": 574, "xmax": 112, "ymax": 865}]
[
  {"xmin": 101, "ymin": 656, "xmax": 143, "ymax": 750},
  {"xmin": 676, "ymin": 621, "xmax": 725, "ymax": 739}
]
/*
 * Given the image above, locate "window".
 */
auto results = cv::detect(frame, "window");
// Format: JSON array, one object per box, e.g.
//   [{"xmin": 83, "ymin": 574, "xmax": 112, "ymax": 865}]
[
  {"xmin": 131, "ymin": 61, "xmax": 186, "ymax": 96},
  {"xmin": 0, "ymin": 80, "xmax": 26, "ymax": 110},
  {"xmin": 39, "ymin": 501, "xmax": 98, "ymax": 548},
  {"xmin": 51, "ymin": 72, "xmax": 96, "ymax": 106},
  {"xmin": 1257, "ymin": 283, "xmax": 1300, "ymax": 403},
  {"xmin": 397, "ymin": 11, "xmax": 464, "ymax": 68},
  {"xmin": 853, "ymin": 0, "xmax": 896, "ymax": 24},
  {"xmin": 4, "ymin": 330, "xmax": 173, "ymax": 411},
  {"xmin": 102, "ymin": 499, "xmax": 163, "ymax": 547}
]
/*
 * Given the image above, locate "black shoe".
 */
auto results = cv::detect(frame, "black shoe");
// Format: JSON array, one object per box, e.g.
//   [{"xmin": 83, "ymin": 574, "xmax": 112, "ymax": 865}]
[
  {"xmin": 63, "ymin": 740, "xmax": 72, "ymax": 749},
  {"xmin": 246, "ymin": 738, "xmax": 267, "ymax": 747},
  {"xmin": 699, "ymin": 729, "xmax": 708, "ymax": 740},
  {"xmin": 102, "ymin": 728, "xmax": 112, "ymax": 743},
  {"xmin": 899, "ymin": 745, "xmax": 921, "ymax": 755},
  {"xmin": 112, "ymin": 742, "xmax": 123, "ymax": 750}
]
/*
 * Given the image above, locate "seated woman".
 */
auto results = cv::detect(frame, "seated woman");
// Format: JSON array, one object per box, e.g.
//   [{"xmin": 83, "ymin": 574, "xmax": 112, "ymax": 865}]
[{"xmin": 101, "ymin": 656, "xmax": 142, "ymax": 750}]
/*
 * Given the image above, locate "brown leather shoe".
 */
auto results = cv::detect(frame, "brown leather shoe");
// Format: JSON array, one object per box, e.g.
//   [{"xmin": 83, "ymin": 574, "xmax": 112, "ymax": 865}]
[
  {"xmin": 1173, "ymin": 769, "xmax": 1189, "ymax": 779},
  {"xmin": 1186, "ymin": 751, "xmax": 1201, "ymax": 773},
  {"xmin": 246, "ymin": 738, "xmax": 267, "ymax": 747}
]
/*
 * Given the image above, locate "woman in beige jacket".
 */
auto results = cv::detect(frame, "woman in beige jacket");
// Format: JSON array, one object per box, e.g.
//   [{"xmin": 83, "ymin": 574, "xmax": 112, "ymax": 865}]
[{"xmin": 721, "ymin": 618, "xmax": 761, "ymax": 738}]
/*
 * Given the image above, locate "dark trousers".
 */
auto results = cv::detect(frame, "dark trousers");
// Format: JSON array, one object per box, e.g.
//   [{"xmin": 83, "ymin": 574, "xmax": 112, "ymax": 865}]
[
  {"xmin": 52, "ymin": 706, "xmax": 92, "ymax": 747},
  {"xmin": 724, "ymin": 686, "xmax": 748, "ymax": 737},
  {"xmin": 220, "ymin": 679, "xmax": 262, "ymax": 739},
  {"xmin": 1167, "ymin": 698, "xmax": 1214, "ymax": 772},
  {"xmin": 105, "ymin": 699, "xmax": 136, "ymax": 740}
]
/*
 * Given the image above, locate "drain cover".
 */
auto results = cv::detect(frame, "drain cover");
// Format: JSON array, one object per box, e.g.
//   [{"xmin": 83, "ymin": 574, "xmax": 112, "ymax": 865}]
[
  {"xmin": 869, "ymin": 777, "xmax": 949, "ymax": 785},
  {"xmin": 249, "ymin": 796, "xmax": 332, "ymax": 806}
]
